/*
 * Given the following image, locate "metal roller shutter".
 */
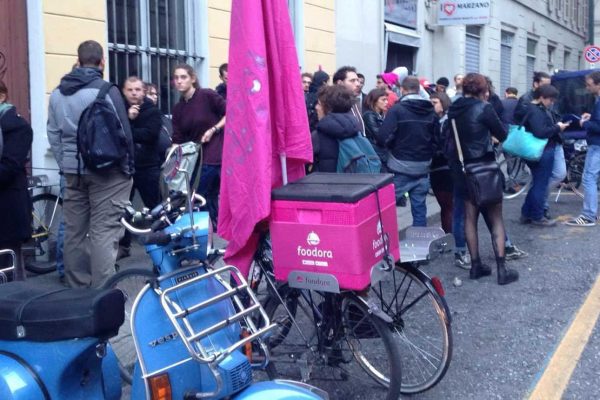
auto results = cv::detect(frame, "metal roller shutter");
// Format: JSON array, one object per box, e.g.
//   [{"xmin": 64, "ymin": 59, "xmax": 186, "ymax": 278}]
[
  {"xmin": 466, "ymin": 35, "xmax": 480, "ymax": 73},
  {"xmin": 500, "ymin": 44, "xmax": 512, "ymax": 92}
]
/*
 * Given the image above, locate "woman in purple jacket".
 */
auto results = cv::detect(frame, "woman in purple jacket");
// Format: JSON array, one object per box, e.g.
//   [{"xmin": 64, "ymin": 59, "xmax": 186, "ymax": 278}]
[{"xmin": 171, "ymin": 64, "xmax": 226, "ymax": 227}]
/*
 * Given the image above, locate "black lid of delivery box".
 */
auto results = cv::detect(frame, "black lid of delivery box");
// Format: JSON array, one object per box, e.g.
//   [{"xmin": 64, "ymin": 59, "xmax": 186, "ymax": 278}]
[{"xmin": 271, "ymin": 173, "xmax": 393, "ymax": 203}]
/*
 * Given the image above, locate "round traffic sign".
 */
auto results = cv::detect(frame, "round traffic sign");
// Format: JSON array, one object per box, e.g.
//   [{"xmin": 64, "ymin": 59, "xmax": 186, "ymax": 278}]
[{"xmin": 584, "ymin": 45, "xmax": 600, "ymax": 63}]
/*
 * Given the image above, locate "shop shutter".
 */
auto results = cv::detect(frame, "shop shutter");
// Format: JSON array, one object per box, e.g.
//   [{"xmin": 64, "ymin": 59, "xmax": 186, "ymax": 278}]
[{"xmin": 465, "ymin": 34, "xmax": 480, "ymax": 73}]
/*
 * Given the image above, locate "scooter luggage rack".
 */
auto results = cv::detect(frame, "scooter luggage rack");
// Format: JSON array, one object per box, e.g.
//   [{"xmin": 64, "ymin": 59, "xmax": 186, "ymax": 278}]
[
  {"xmin": 158, "ymin": 264, "xmax": 277, "ymax": 367},
  {"xmin": 0, "ymin": 249, "xmax": 15, "ymax": 284}
]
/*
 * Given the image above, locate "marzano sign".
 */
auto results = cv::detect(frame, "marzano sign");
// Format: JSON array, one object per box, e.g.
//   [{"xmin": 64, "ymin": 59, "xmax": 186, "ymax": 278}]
[{"xmin": 438, "ymin": 1, "xmax": 491, "ymax": 26}]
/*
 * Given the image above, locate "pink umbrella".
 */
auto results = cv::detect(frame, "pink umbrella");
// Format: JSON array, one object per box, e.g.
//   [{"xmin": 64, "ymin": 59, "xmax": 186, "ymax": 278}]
[{"xmin": 218, "ymin": 0, "xmax": 313, "ymax": 276}]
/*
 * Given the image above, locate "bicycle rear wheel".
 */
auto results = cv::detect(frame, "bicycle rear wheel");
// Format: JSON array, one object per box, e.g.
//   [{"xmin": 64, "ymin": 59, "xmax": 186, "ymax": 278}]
[
  {"xmin": 370, "ymin": 264, "xmax": 452, "ymax": 394},
  {"xmin": 263, "ymin": 288, "xmax": 402, "ymax": 400},
  {"xmin": 102, "ymin": 268, "xmax": 156, "ymax": 384},
  {"xmin": 25, "ymin": 193, "xmax": 62, "ymax": 274},
  {"xmin": 498, "ymin": 154, "xmax": 531, "ymax": 199}
]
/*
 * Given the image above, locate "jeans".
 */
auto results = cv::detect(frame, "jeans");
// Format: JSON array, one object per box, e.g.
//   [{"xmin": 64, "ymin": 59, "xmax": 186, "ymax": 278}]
[
  {"xmin": 393, "ymin": 173, "xmax": 429, "ymax": 227},
  {"xmin": 197, "ymin": 164, "xmax": 221, "ymax": 228},
  {"xmin": 56, "ymin": 176, "xmax": 65, "ymax": 277},
  {"xmin": 581, "ymin": 144, "xmax": 600, "ymax": 220},
  {"xmin": 522, "ymin": 147, "xmax": 555, "ymax": 221},
  {"xmin": 544, "ymin": 145, "xmax": 566, "ymax": 211}
]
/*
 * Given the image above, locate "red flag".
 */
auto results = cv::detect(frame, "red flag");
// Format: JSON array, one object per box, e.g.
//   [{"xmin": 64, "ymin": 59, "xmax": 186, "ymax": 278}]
[{"xmin": 218, "ymin": 0, "xmax": 313, "ymax": 276}]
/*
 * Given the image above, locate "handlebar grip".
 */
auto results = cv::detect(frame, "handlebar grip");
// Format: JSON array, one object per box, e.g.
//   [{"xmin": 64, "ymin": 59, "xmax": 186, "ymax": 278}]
[{"xmin": 141, "ymin": 231, "xmax": 172, "ymax": 246}]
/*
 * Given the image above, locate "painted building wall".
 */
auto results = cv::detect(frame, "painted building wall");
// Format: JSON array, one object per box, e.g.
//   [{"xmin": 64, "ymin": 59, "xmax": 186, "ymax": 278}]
[
  {"xmin": 30, "ymin": 0, "xmax": 107, "ymax": 179},
  {"xmin": 206, "ymin": 0, "xmax": 335, "ymax": 88}
]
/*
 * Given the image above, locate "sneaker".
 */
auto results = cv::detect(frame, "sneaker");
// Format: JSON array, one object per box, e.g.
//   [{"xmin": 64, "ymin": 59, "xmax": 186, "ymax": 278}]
[
  {"xmin": 365, "ymin": 298, "xmax": 393, "ymax": 323},
  {"xmin": 531, "ymin": 217, "xmax": 557, "ymax": 227},
  {"xmin": 565, "ymin": 215, "xmax": 596, "ymax": 227},
  {"xmin": 505, "ymin": 245, "xmax": 527, "ymax": 261},
  {"xmin": 519, "ymin": 215, "xmax": 532, "ymax": 224},
  {"xmin": 454, "ymin": 251, "xmax": 471, "ymax": 270}
]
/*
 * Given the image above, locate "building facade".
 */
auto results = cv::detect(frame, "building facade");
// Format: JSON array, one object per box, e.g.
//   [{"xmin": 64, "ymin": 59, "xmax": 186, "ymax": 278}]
[{"xmin": 339, "ymin": 0, "xmax": 588, "ymax": 94}]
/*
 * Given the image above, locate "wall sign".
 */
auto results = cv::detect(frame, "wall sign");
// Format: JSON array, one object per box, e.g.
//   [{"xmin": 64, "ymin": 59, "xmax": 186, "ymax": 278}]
[
  {"xmin": 438, "ymin": 1, "xmax": 491, "ymax": 26},
  {"xmin": 385, "ymin": 0, "xmax": 418, "ymax": 30}
]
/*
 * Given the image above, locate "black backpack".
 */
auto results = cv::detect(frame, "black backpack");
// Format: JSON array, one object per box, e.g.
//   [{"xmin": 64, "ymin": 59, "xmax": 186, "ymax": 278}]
[{"xmin": 77, "ymin": 82, "xmax": 127, "ymax": 171}]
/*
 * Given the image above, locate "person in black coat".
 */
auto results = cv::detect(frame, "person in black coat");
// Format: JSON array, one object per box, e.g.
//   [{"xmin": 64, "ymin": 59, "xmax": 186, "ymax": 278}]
[
  {"xmin": 520, "ymin": 85, "xmax": 570, "ymax": 227},
  {"xmin": 446, "ymin": 73, "xmax": 518, "ymax": 285},
  {"xmin": 306, "ymin": 70, "xmax": 330, "ymax": 133},
  {"xmin": 314, "ymin": 85, "xmax": 361, "ymax": 172},
  {"xmin": 362, "ymin": 88, "xmax": 388, "ymax": 166},
  {"xmin": 0, "ymin": 81, "xmax": 33, "ymax": 281},
  {"xmin": 378, "ymin": 76, "xmax": 436, "ymax": 227}
]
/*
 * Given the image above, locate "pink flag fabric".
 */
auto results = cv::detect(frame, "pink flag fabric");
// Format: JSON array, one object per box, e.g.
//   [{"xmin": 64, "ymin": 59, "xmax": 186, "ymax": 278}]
[{"xmin": 218, "ymin": 0, "xmax": 313, "ymax": 276}]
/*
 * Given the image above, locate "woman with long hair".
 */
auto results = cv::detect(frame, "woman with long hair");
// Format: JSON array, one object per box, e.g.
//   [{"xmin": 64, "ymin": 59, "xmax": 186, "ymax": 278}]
[
  {"xmin": 446, "ymin": 73, "xmax": 518, "ymax": 285},
  {"xmin": 362, "ymin": 88, "xmax": 388, "ymax": 167},
  {"xmin": 171, "ymin": 64, "xmax": 226, "ymax": 227}
]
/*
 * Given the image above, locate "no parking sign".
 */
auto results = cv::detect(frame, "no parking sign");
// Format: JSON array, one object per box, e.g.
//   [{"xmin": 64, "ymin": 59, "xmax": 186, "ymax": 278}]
[{"xmin": 584, "ymin": 45, "xmax": 600, "ymax": 63}]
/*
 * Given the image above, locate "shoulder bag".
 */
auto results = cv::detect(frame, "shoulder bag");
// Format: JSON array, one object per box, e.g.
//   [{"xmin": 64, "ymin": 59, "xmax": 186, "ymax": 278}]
[
  {"xmin": 451, "ymin": 119, "xmax": 503, "ymax": 207},
  {"xmin": 503, "ymin": 110, "xmax": 548, "ymax": 161}
]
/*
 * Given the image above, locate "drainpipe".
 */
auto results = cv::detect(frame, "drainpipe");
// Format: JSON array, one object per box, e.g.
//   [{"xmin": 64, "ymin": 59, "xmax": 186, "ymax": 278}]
[{"xmin": 589, "ymin": 0, "xmax": 594, "ymax": 45}]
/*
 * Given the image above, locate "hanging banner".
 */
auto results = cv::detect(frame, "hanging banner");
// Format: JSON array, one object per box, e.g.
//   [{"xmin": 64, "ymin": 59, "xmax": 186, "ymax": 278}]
[{"xmin": 437, "ymin": 1, "xmax": 491, "ymax": 26}]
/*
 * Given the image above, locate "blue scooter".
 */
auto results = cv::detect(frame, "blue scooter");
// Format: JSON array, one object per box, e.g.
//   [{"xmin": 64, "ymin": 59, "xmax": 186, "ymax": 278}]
[{"xmin": 0, "ymin": 158, "xmax": 328, "ymax": 399}]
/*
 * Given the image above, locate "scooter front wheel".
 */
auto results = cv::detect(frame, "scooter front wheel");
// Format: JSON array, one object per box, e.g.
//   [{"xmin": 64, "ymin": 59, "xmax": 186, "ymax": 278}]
[{"xmin": 103, "ymin": 267, "xmax": 156, "ymax": 384}]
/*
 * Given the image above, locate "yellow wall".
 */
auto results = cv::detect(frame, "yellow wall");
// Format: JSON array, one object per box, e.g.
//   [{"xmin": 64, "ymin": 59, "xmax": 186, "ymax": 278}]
[
  {"xmin": 207, "ymin": 0, "xmax": 232, "ymax": 88},
  {"xmin": 43, "ymin": 1, "xmax": 106, "ymax": 95},
  {"xmin": 206, "ymin": 0, "xmax": 336, "ymax": 88},
  {"xmin": 303, "ymin": 0, "xmax": 335, "ymax": 75}
]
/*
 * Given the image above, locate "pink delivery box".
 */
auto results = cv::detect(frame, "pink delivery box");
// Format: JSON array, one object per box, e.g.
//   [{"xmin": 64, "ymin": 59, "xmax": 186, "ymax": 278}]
[{"xmin": 269, "ymin": 173, "xmax": 400, "ymax": 292}]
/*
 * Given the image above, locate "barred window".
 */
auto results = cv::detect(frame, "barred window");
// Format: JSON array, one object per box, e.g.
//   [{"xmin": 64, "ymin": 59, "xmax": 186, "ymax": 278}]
[{"xmin": 107, "ymin": 0, "xmax": 204, "ymax": 114}]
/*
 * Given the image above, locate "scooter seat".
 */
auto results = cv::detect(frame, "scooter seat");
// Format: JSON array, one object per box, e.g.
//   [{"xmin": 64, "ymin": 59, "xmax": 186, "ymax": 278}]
[{"xmin": 0, "ymin": 281, "xmax": 125, "ymax": 342}]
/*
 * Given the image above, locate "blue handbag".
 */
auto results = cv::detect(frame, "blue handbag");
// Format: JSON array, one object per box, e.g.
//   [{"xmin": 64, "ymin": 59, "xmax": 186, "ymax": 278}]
[{"xmin": 503, "ymin": 115, "xmax": 548, "ymax": 161}]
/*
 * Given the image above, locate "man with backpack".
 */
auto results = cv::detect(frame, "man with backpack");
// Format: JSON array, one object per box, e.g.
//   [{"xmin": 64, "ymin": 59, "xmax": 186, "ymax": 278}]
[
  {"xmin": 47, "ymin": 40, "xmax": 134, "ymax": 288},
  {"xmin": 378, "ymin": 76, "xmax": 436, "ymax": 227}
]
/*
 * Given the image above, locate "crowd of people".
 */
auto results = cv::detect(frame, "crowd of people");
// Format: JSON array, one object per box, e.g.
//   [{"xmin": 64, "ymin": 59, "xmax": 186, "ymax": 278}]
[
  {"xmin": 304, "ymin": 65, "xmax": 600, "ymax": 286},
  {"xmin": 2, "ymin": 38, "xmax": 600, "ymax": 289}
]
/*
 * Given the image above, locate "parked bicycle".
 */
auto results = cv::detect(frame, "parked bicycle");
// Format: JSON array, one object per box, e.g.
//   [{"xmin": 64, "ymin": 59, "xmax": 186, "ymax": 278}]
[
  {"xmin": 251, "ymin": 226, "xmax": 453, "ymax": 396},
  {"xmin": 23, "ymin": 174, "xmax": 62, "ymax": 274}
]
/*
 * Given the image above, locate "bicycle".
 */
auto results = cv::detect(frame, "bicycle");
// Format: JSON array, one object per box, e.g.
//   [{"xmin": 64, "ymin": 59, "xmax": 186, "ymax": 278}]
[
  {"xmin": 251, "ymin": 226, "xmax": 453, "ymax": 396},
  {"xmin": 495, "ymin": 147, "xmax": 532, "ymax": 199},
  {"xmin": 23, "ymin": 175, "xmax": 63, "ymax": 274}
]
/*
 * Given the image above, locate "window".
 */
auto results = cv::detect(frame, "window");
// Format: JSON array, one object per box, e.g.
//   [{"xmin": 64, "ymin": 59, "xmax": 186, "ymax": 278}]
[
  {"xmin": 548, "ymin": 44, "xmax": 556, "ymax": 71},
  {"xmin": 526, "ymin": 39, "xmax": 537, "ymax": 88},
  {"xmin": 564, "ymin": 49, "xmax": 571, "ymax": 69},
  {"xmin": 107, "ymin": 0, "xmax": 204, "ymax": 114},
  {"xmin": 465, "ymin": 26, "xmax": 481, "ymax": 74},
  {"xmin": 500, "ymin": 32, "xmax": 513, "ymax": 93}
]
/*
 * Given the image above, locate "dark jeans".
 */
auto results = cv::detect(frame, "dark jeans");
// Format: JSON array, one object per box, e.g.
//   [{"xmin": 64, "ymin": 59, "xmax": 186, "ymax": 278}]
[
  {"xmin": 522, "ymin": 147, "xmax": 554, "ymax": 221},
  {"xmin": 197, "ymin": 164, "xmax": 221, "ymax": 228}
]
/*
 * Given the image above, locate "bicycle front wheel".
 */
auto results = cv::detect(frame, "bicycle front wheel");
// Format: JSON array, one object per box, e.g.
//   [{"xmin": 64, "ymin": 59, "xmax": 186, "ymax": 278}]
[
  {"xmin": 25, "ymin": 193, "xmax": 62, "ymax": 274},
  {"xmin": 370, "ymin": 264, "xmax": 452, "ymax": 394},
  {"xmin": 498, "ymin": 154, "xmax": 531, "ymax": 199},
  {"xmin": 102, "ymin": 268, "xmax": 156, "ymax": 385},
  {"xmin": 566, "ymin": 152, "xmax": 586, "ymax": 198}
]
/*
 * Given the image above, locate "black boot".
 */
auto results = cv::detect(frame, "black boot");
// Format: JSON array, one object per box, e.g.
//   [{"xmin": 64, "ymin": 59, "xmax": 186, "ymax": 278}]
[
  {"xmin": 469, "ymin": 258, "xmax": 492, "ymax": 280},
  {"xmin": 497, "ymin": 257, "xmax": 519, "ymax": 285}
]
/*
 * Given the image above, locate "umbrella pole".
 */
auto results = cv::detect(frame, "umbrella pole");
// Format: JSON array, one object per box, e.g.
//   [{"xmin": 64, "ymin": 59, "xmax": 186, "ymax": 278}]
[{"xmin": 280, "ymin": 153, "xmax": 288, "ymax": 185}]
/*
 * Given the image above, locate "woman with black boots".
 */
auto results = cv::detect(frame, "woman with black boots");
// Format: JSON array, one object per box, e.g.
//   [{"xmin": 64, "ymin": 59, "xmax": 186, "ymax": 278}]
[{"xmin": 446, "ymin": 73, "xmax": 519, "ymax": 285}]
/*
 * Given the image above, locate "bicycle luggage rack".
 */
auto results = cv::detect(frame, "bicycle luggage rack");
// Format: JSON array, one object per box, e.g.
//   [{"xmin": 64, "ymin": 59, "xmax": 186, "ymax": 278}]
[
  {"xmin": 156, "ymin": 264, "xmax": 277, "ymax": 367},
  {"xmin": 399, "ymin": 227, "xmax": 454, "ymax": 263},
  {"xmin": 0, "ymin": 249, "xmax": 15, "ymax": 284}
]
